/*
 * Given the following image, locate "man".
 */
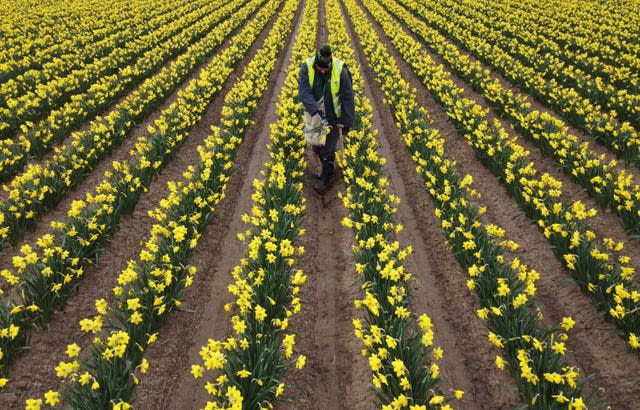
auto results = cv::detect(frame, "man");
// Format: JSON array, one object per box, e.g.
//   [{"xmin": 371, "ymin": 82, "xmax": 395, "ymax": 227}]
[{"xmin": 298, "ymin": 43, "xmax": 355, "ymax": 193}]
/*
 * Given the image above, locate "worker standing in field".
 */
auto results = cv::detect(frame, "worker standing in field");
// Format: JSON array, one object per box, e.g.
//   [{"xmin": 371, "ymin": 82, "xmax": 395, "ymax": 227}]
[{"xmin": 298, "ymin": 43, "xmax": 355, "ymax": 193}]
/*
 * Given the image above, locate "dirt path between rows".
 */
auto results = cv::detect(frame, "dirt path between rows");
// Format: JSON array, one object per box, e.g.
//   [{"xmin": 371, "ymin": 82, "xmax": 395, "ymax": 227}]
[
  {"xmin": 279, "ymin": 156, "xmax": 371, "ymax": 410},
  {"xmin": 279, "ymin": 2, "xmax": 372, "ymax": 408},
  {"xmin": 356, "ymin": 0, "xmax": 640, "ymax": 407},
  {"xmin": 0, "ymin": 3, "xmax": 287, "ymax": 407},
  {"xmin": 133, "ymin": 2, "xmax": 309, "ymax": 408}
]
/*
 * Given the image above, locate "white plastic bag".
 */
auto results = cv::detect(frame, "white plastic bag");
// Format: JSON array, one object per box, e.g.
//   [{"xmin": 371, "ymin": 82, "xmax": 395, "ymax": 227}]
[{"xmin": 303, "ymin": 111, "xmax": 328, "ymax": 146}]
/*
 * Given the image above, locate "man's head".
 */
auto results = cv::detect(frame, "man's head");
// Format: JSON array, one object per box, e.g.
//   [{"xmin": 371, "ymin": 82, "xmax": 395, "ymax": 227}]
[{"xmin": 315, "ymin": 43, "xmax": 332, "ymax": 74}]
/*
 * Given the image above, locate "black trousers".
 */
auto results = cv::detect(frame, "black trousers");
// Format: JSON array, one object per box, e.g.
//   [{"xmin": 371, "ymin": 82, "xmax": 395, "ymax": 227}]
[{"xmin": 313, "ymin": 125, "xmax": 349, "ymax": 159}]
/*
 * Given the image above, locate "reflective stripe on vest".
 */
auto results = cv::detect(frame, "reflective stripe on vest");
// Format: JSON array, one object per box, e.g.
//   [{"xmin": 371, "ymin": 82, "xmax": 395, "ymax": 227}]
[{"xmin": 306, "ymin": 57, "xmax": 344, "ymax": 118}]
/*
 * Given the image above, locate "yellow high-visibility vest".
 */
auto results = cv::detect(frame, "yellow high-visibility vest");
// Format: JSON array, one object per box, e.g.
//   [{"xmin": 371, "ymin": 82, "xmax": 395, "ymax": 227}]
[{"xmin": 306, "ymin": 57, "xmax": 344, "ymax": 118}]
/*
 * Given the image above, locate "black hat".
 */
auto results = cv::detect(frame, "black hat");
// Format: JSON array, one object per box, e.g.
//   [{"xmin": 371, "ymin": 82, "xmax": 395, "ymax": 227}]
[{"xmin": 316, "ymin": 43, "xmax": 332, "ymax": 68}]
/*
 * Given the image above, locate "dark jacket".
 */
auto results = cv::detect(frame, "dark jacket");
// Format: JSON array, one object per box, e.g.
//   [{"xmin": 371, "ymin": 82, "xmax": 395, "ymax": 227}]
[{"xmin": 298, "ymin": 58, "xmax": 355, "ymax": 129}]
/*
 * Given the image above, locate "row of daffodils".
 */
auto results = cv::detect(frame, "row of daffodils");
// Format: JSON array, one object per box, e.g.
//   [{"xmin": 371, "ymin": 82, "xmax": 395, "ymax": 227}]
[
  {"xmin": 439, "ymin": 0, "xmax": 640, "ymax": 100},
  {"xmin": 190, "ymin": 0, "xmax": 314, "ymax": 408},
  {"xmin": 358, "ymin": 0, "xmax": 640, "ymax": 352},
  {"xmin": 409, "ymin": 0, "xmax": 640, "ymax": 167},
  {"xmin": 17, "ymin": 0, "xmax": 301, "ymax": 407},
  {"xmin": 0, "ymin": 0, "xmax": 232, "ymax": 182},
  {"xmin": 0, "ymin": 0, "xmax": 218, "ymax": 143},
  {"xmin": 383, "ymin": 0, "xmax": 640, "ymax": 236},
  {"xmin": 343, "ymin": 0, "xmax": 587, "ymax": 407},
  {"xmin": 425, "ymin": 0, "xmax": 640, "ymax": 130},
  {"xmin": 0, "ymin": 0, "xmax": 287, "ymax": 384},
  {"xmin": 0, "ymin": 0, "xmax": 149, "ymax": 84},
  {"xmin": 484, "ymin": 0, "xmax": 640, "ymax": 87},
  {"xmin": 327, "ymin": 0, "xmax": 464, "ymax": 407},
  {"xmin": 0, "ymin": 0, "xmax": 263, "ymax": 248}
]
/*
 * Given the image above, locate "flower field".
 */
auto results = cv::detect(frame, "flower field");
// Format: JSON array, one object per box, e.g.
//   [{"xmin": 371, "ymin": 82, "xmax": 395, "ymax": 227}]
[{"xmin": 0, "ymin": 0, "xmax": 639, "ymax": 408}]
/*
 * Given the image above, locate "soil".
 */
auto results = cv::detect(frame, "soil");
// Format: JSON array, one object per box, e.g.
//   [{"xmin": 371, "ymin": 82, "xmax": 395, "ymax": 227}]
[
  {"xmin": 279, "ymin": 2, "xmax": 372, "ymax": 409},
  {"xmin": 1, "ymin": 0, "xmax": 639, "ymax": 409}
]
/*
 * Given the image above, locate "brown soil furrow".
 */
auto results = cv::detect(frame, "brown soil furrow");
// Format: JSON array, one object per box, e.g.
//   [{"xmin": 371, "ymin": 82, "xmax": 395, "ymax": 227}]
[
  {"xmin": 136, "ymin": 3, "xmax": 306, "ymax": 408},
  {"xmin": 280, "ymin": 161, "xmax": 371, "ymax": 410},
  {"xmin": 279, "ymin": 1, "xmax": 371, "ymax": 408},
  {"xmin": 355, "ymin": 0, "xmax": 640, "ymax": 407},
  {"xmin": 341, "ymin": 0, "xmax": 519, "ymax": 407},
  {"xmin": 0, "ymin": 3, "xmax": 286, "ymax": 407}
]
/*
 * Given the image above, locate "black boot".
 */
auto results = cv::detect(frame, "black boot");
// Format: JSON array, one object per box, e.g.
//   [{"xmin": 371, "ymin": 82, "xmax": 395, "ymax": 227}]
[
  {"xmin": 315, "ymin": 156, "xmax": 335, "ymax": 179},
  {"xmin": 314, "ymin": 155, "xmax": 334, "ymax": 193}
]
